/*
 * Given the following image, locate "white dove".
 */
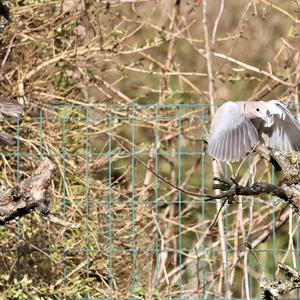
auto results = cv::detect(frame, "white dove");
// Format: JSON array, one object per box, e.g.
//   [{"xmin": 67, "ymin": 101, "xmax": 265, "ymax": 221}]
[{"xmin": 206, "ymin": 100, "xmax": 300, "ymax": 162}]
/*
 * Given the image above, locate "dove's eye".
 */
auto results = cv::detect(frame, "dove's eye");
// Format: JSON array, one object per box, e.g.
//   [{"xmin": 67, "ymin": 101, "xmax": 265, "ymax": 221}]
[{"xmin": 256, "ymin": 108, "xmax": 260, "ymax": 111}]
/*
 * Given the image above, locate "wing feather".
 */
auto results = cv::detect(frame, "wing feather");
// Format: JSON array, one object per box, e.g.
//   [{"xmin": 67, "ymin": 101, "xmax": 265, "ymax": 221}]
[
  {"xmin": 232, "ymin": 127, "xmax": 239, "ymax": 161},
  {"xmin": 0, "ymin": 99, "xmax": 22, "ymax": 118},
  {"xmin": 218, "ymin": 134, "xmax": 225, "ymax": 160},
  {"xmin": 238, "ymin": 125, "xmax": 246, "ymax": 158},
  {"xmin": 260, "ymin": 100, "xmax": 300, "ymax": 152},
  {"xmin": 0, "ymin": 133, "xmax": 16, "ymax": 145},
  {"xmin": 207, "ymin": 102, "xmax": 258, "ymax": 161}
]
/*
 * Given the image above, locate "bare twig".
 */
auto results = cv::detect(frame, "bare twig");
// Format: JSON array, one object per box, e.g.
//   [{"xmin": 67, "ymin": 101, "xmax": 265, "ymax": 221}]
[{"xmin": 203, "ymin": 0, "xmax": 227, "ymax": 294}]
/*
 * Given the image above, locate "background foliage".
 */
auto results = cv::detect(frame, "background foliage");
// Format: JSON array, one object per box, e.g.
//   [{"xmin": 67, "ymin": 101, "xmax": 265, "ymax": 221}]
[{"xmin": 0, "ymin": 0, "xmax": 299, "ymax": 299}]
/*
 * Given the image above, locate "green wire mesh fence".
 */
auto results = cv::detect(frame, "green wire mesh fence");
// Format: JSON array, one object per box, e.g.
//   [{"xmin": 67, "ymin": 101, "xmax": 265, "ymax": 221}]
[{"xmin": 0, "ymin": 103, "xmax": 298, "ymax": 299}]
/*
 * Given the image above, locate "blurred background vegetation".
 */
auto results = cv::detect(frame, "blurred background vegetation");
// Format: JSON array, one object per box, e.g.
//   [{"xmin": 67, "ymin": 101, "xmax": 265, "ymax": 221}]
[{"xmin": 0, "ymin": 0, "xmax": 299, "ymax": 299}]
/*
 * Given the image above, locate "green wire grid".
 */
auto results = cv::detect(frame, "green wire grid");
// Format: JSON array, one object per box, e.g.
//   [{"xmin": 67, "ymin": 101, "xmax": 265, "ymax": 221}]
[{"xmin": 5, "ymin": 103, "xmax": 300, "ymax": 299}]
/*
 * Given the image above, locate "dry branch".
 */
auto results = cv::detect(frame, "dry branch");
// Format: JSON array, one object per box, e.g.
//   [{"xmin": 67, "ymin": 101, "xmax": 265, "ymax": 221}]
[
  {"xmin": 207, "ymin": 149, "xmax": 300, "ymax": 215},
  {"xmin": 0, "ymin": 157, "xmax": 76, "ymax": 228},
  {"xmin": 209, "ymin": 178, "xmax": 290, "ymax": 205},
  {"xmin": 260, "ymin": 263, "xmax": 300, "ymax": 300}
]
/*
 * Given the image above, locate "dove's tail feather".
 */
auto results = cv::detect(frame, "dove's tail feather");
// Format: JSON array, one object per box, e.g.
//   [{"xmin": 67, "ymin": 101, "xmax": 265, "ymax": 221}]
[
  {"xmin": 0, "ymin": 133, "xmax": 16, "ymax": 145},
  {"xmin": 0, "ymin": 100, "xmax": 22, "ymax": 118}
]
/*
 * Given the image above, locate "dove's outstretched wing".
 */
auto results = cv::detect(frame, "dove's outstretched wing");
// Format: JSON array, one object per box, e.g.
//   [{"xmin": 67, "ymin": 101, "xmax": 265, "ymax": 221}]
[
  {"xmin": 207, "ymin": 102, "xmax": 258, "ymax": 161},
  {"xmin": 259, "ymin": 100, "xmax": 300, "ymax": 152}
]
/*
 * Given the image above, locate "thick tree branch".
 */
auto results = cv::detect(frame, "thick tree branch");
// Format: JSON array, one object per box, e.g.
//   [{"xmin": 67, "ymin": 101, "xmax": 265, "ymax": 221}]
[
  {"xmin": 0, "ymin": 157, "xmax": 77, "ymax": 228},
  {"xmin": 260, "ymin": 263, "xmax": 300, "ymax": 300},
  {"xmin": 208, "ymin": 177, "xmax": 297, "ymax": 209}
]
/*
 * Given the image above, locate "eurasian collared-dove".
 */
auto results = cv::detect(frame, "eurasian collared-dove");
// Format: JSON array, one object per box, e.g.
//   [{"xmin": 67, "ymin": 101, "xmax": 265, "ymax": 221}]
[
  {"xmin": 0, "ymin": 99, "xmax": 22, "ymax": 146},
  {"xmin": 206, "ymin": 100, "xmax": 300, "ymax": 162}
]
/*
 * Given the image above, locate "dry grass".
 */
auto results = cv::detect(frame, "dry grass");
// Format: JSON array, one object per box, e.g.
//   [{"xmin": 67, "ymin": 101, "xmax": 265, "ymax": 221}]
[{"xmin": 0, "ymin": 0, "xmax": 298, "ymax": 299}]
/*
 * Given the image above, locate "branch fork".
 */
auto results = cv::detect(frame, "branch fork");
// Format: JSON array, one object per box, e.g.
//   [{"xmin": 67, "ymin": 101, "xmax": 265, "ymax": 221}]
[
  {"xmin": 0, "ymin": 157, "xmax": 77, "ymax": 228},
  {"xmin": 260, "ymin": 263, "xmax": 300, "ymax": 300}
]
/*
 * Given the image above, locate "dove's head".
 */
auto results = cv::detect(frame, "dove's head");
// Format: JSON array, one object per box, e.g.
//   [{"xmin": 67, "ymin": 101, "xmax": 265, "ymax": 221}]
[{"xmin": 244, "ymin": 101, "xmax": 268, "ymax": 121}]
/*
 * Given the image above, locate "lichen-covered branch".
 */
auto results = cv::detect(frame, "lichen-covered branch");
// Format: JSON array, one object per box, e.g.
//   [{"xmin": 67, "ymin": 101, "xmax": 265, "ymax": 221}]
[
  {"xmin": 260, "ymin": 263, "xmax": 300, "ymax": 300},
  {"xmin": 0, "ymin": 157, "xmax": 76, "ymax": 228}
]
